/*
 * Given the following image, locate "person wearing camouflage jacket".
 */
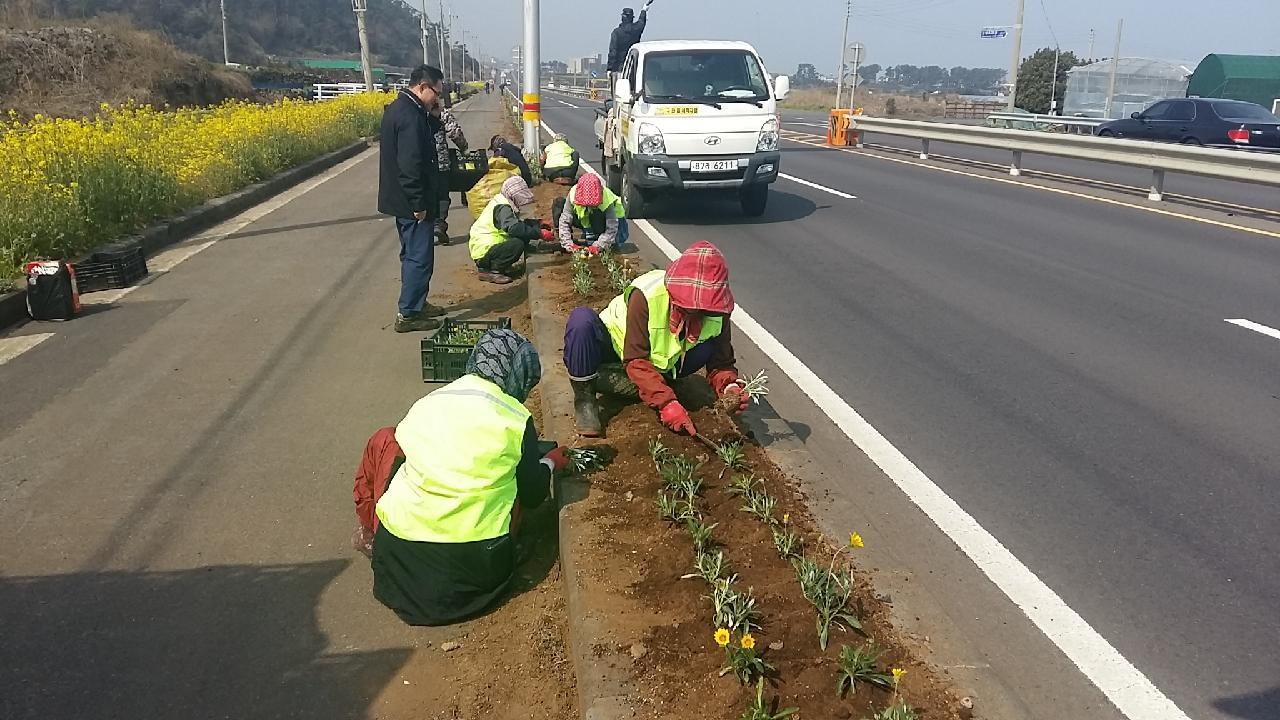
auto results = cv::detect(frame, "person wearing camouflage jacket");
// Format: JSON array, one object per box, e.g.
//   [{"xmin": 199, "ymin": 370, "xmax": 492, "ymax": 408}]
[{"xmin": 429, "ymin": 104, "xmax": 469, "ymax": 245}]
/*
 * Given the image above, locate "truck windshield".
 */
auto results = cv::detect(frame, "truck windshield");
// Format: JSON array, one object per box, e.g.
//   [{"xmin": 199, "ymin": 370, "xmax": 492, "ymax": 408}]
[{"xmin": 642, "ymin": 50, "xmax": 770, "ymax": 102}]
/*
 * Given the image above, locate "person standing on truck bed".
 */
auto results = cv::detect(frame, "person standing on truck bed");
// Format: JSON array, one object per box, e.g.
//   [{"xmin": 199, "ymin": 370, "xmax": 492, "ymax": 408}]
[{"xmin": 606, "ymin": 2, "xmax": 653, "ymax": 76}]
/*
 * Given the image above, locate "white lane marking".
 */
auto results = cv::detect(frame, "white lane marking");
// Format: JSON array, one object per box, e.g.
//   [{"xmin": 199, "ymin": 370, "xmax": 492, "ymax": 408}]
[
  {"xmin": 786, "ymin": 121, "xmax": 829, "ymax": 128},
  {"xmin": 543, "ymin": 115, "xmax": 1191, "ymax": 720},
  {"xmin": 556, "ymin": 98, "xmax": 580, "ymax": 108},
  {"xmin": 778, "ymin": 173, "xmax": 857, "ymax": 199},
  {"xmin": 78, "ymin": 149, "xmax": 374, "ymax": 307},
  {"xmin": 0, "ymin": 332, "xmax": 55, "ymax": 366},
  {"xmin": 1225, "ymin": 318, "xmax": 1280, "ymax": 341}
]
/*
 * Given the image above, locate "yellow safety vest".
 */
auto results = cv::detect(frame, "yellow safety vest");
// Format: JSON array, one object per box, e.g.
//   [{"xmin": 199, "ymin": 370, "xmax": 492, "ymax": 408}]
[
  {"xmin": 544, "ymin": 140, "xmax": 576, "ymax": 169},
  {"xmin": 570, "ymin": 184, "xmax": 626, "ymax": 228},
  {"xmin": 469, "ymin": 193, "xmax": 513, "ymax": 261},
  {"xmin": 599, "ymin": 269, "xmax": 724, "ymax": 373},
  {"xmin": 376, "ymin": 374, "xmax": 532, "ymax": 543}
]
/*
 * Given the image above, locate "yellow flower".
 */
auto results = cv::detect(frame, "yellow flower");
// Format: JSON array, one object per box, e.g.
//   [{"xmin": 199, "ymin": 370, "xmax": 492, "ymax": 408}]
[
  {"xmin": 714, "ymin": 628, "xmax": 731, "ymax": 647},
  {"xmin": 892, "ymin": 668, "xmax": 906, "ymax": 684},
  {"xmin": 782, "ymin": 513, "xmax": 790, "ymax": 524},
  {"xmin": 740, "ymin": 633, "xmax": 756, "ymax": 650},
  {"xmin": 850, "ymin": 532, "xmax": 864, "ymax": 548}
]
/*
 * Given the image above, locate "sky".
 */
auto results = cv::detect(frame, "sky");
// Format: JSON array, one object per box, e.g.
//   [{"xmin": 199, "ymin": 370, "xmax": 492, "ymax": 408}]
[{"xmin": 442, "ymin": 0, "xmax": 1280, "ymax": 76}]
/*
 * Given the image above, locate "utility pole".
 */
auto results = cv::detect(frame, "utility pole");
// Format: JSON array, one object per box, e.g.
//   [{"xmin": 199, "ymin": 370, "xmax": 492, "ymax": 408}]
[
  {"xmin": 835, "ymin": 0, "xmax": 850, "ymax": 109},
  {"xmin": 438, "ymin": 1, "xmax": 447, "ymax": 70},
  {"xmin": 848, "ymin": 42, "xmax": 865, "ymax": 111},
  {"xmin": 220, "ymin": 0, "xmax": 231, "ymax": 65},
  {"xmin": 419, "ymin": 0, "xmax": 429, "ymax": 64},
  {"xmin": 351, "ymin": 0, "xmax": 375, "ymax": 92},
  {"xmin": 1006, "ymin": 0, "xmax": 1025, "ymax": 110},
  {"xmin": 1104, "ymin": 18, "xmax": 1124, "ymax": 118},
  {"xmin": 521, "ymin": 0, "xmax": 540, "ymax": 153},
  {"xmin": 1049, "ymin": 46, "xmax": 1060, "ymax": 114},
  {"xmin": 1087, "ymin": 28, "xmax": 1096, "ymax": 62}
]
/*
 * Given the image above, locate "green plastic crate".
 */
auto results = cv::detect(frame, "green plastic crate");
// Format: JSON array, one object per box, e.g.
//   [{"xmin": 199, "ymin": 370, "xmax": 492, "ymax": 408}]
[{"xmin": 421, "ymin": 317, "xmax": 513, "ymax": 382}]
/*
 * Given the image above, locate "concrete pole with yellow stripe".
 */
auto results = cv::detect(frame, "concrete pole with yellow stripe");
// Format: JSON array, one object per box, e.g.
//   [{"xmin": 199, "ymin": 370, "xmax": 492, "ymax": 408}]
[{"xmin": 521, "ymin": 0, "xmax": 541, "ymax": 160}]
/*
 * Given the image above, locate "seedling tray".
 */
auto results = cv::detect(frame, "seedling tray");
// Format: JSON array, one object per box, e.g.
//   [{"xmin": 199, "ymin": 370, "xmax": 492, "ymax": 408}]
[{"xmin": 421, "ymin": 316, "xmax": 512, "ymax": 382}]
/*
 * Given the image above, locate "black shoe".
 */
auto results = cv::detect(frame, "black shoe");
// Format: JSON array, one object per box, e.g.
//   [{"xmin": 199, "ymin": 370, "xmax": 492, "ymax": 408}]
[
  {"xmin": 570, "ymin": 379, "xmax": 603, "ymax": 437},
  {"xmin": 422, "ymin": 302, "xmax": 447, "ymax": 318},
  {"xmin": 394, "ymin": 313, "xmax": 441, "ymax": 333}
]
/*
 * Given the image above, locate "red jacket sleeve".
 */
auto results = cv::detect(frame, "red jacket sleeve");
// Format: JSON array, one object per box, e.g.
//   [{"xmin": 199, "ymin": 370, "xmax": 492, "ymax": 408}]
[
  {"xmin": 354, "ymin": 427, "xmax": 402, "ymax": 532},
  {"xmin": 622, "ymin": 290, "xmax": 677, "ymax": 409}
]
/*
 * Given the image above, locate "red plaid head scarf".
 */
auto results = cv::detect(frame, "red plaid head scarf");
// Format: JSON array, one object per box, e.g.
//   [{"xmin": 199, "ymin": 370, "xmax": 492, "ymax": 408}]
[
  {"xmin": 573, "ymin": 174, "xmax": 603, "ymax": 207},
  {"xmin": 501, "ymin": 176, "xmax": 535, "ymax": 208},
  {"xmin": 664, "ymin": 241, "xmax": 734, "ymax": 341}
]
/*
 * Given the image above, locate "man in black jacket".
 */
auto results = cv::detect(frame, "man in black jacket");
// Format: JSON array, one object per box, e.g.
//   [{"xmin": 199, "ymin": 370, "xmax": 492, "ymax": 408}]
[
  {"xmin": 606, "ymin": 2, "xmax": 652, "ymax": 73},
  {"xmin": 378, "ymin": 64, "xmax": 445, "ymax": 333}
]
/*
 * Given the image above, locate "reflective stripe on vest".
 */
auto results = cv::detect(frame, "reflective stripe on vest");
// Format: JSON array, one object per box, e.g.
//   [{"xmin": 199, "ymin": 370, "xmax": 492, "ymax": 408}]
[
  {"xmin": 375, "ymin": 374, "xmax": 532, "ymax": 543},
  {"xmin": 599, "ymin": 269, "xmax": 724, "ymax": 373},
  {"xmin": 571, "ymin": 184, "xmax": 626, "ymax": 229},
  {"xmin": 544, "ymin": 140, "xmax": 576, "ymax": 169},
  {"xmin": 469, "ymin": 194, "xmax": 513, "ymax": 261}
]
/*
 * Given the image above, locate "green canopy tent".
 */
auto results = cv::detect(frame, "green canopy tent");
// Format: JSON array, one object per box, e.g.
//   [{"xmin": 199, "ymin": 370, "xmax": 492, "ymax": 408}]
[{"xmin": 1188, "ymin": 54, "xmax": 1280, "ymax": 111}]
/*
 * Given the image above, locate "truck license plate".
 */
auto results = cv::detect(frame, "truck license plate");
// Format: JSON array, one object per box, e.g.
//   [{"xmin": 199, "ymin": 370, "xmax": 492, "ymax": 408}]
[{"xmin": 690, "ymin": 160, "xmax": 737, "ymax": 173}]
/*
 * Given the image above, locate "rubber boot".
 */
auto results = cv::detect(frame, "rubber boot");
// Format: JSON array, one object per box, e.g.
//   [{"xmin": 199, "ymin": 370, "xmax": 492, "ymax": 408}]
[{"xmin": 571, "ymin": 379, "xmax": 603, "ymax": 437}]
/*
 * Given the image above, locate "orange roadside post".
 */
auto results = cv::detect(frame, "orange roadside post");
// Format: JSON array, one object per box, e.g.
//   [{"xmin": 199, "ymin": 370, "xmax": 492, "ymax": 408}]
[{"xmin": 827, "ymin": 108, "xmax": 850, "ymax": 146}]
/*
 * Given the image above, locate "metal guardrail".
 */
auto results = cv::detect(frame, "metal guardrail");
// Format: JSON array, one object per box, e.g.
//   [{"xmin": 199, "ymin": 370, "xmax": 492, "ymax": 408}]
[
  {"xmin": 312, "ymin": 83, "xmax": 373, "ymax": 101},
  {"xmin": 849, "ymin": 116, "xmax": 1280, "ymax": 200},
  {"xmin": 986, "ymin": 112, "xmax": 1106, "ymax": 135}
]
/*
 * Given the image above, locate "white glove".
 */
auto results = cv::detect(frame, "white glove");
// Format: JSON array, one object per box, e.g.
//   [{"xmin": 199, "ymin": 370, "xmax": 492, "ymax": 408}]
[{"xmin": 642, "ymin": 0, "xmax": 654, "ymax": 9}]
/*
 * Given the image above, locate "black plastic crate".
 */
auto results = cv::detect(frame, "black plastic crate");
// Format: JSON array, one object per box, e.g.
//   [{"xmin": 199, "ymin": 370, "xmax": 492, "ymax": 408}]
[
  {"xmin": 421, "ymin": 316, "xmax": 512, "ymax": 382},
  {"xmin": 448, "ymin": 149, "xmax": 489, "ymax": 192},
  {"xmin": 75, "ymin": 242, "xmax": 148, "ymax": 293}
]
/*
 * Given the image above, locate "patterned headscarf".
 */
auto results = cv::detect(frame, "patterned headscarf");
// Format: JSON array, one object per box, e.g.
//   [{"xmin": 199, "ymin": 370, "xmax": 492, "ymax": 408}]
[
  {"xmin": 552, "ymin": 132, "xmax": 568, "ymax": 143},
  {"xmin": 664, "ymin": 241, "xmax": 734, "ymax": 341},
  {"xmin": 466, "ymin": 329, "xmax": 542, "ymax": 402},
  {"xmin": 573, "ymin": 173, "xmax": 603, "ymax": 207},
  {"xmin": 502, "ymin": 176, "xmax": 535, "ymax": 208}
]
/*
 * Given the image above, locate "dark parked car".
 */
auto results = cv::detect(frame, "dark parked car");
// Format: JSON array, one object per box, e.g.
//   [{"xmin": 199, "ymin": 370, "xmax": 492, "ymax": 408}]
[{"xmin": 1095, "ymin": 98, "xmax": 1280, "ymax": 149}]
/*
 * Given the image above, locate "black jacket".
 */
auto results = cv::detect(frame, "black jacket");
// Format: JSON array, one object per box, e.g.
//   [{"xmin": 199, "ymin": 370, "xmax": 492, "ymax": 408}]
[
  {"xmin": 607, "ymin": 12, "xmax": 647, "ymax": 72},
  {"xmin": 493, "ymin": 141, "xmax": 534, "ymax": 187},
  {"xmin": 378, "ymin": 91, "xmax": 439, "ymax": 219}
]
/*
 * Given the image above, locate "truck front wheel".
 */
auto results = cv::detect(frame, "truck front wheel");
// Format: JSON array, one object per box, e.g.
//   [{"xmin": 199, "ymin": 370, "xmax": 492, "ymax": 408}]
[
  {"xmin": 622, "ymin": 168, "xmax": 649, "ymax": 219},
  {"xmin": 740, "ymin": 184, "xmax": 768, "ymax": 217}
]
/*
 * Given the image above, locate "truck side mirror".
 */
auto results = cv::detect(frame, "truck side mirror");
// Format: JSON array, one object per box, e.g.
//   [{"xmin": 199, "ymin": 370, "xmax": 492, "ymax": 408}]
[
  {"xmin": 614, "ymin": 78, "xmax": 633, "ymax": 104},
  {"xmin": 774, "ymin": 75, "xmax": 791, "ymax": 100}
]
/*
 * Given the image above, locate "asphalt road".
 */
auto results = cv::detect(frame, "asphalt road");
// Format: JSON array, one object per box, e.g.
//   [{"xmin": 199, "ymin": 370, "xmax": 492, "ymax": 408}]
[{"xmin": 541, "ymin": 90, "xmax": 1280, "ymax": 720}]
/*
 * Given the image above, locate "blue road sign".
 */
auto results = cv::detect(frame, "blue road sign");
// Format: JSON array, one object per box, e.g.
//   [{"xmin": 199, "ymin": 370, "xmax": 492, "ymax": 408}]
[{"xmin": 980, "ymin": 27, "xmax": 1008, "ymax": 39}]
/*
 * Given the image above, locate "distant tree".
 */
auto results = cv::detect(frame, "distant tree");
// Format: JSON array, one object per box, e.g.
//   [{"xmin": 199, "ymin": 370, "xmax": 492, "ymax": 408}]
[
  {"xmin": 794, "ymin": 63, "xmax": 820, "ymax": 86},
  {"xmin": 857, "ymin": 63, "xmax": 881, "ymax": 85},
  {"xmin": 1014, "ymin": 47, "xmax": 1081, "ymax": 113},
  {"xmin": 921, "ymin": 65, "xmax": 947, "ymax": 89}
]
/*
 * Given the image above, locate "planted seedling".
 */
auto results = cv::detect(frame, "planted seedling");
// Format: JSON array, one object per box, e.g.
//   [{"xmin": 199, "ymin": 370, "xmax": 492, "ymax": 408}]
[
  {"xmin": 738, "ymin": 676, "xmax": 799, "ymax": 720},
  {"xmin": 659, "ymin": 455, "xmax": 699, "ymax": 491},
  {"xmin": 571, "ymin": 252, "xmax": 595, "ymax": 295},
  {"xmin": 716, "ymin": 440, "xmax": 748, "ymax": 479},
  {"xmin": 692, "ymin": 549, "xmax": 729, "ymax": 585},
  {"xmin": 743, "ymin": 489, "xmax": 777, "ymax": 524},
  {"xmin": 836, "ymin": 642, "xmax": 893, "ymax": 698},
  {"xmin": 657, "ymin": 492, "xmax": 694, "ymax": 524},
  {"xmin": 870, "ymin": 701, "xmax": 919, "ymax": 720},
  {"xmin": 685, "ymin": 516, "xmax": 718, "ymax": 554},
  {"xmin": 648, "ymin": 437, "xmax": 670, "ymax": 467},
  {"xmin": 771, "ymin": 524, "xmax": 803, "ymax": 560},
  {"xmin": 718, "ymin": 630, "xmax": 774, "ymax": 686},
  {"xmin": 711, "ymin": 575, "xmax": 762, "ymax": 634},
  {"xmin": 563, "ymin": 447, "xmax": 605, "ymax": 473},
  {"xmin": 740, "ymin": 369, "xmax": 770, "ymax": 404},
  {"xmin": 727, "ymin": 473, "xmax": 761, "ymax": 497},
  {"xmin": 793, "ymin": 555, "xmax": 863, "ymax": 650}
]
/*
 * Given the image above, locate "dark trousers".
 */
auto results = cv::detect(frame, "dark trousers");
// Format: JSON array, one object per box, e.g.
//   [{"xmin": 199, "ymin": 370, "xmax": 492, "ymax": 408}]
[
  {"xmin": 476, "ymin": 237, "xmax": 529, "ymax": 274},
  {"xmin": 562, "ymin": 307, "xmax": 714, "ymax": 379},
  {"xmin": 396, "ymin": 217, "xmax": 434, "ymax": 316},
  {"xmin": 544, "ymin": 160, "xmax": 579, "ymax": 181}
]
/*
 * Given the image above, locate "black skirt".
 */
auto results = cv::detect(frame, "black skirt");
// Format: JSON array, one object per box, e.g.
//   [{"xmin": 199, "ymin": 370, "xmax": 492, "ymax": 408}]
[{"xmin": 371, "ymin": 524, "xmax": 515, "ymax": 626}]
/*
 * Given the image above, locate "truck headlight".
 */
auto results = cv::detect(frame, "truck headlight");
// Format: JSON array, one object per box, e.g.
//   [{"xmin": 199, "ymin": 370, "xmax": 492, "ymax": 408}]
[
  {"xmin": 756, "ymin": 118, "xmax": 779, "ymax": 152},
  {"xmin": 638, "ymin": 123, "xmax": 666, "ymax": 155}
]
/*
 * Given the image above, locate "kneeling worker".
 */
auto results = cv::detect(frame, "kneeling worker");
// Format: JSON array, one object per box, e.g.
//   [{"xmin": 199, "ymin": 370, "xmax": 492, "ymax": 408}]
[
  {"xmin": 469, "ymin": 176, "xmax": 553, "ymax": 284},
  {"xmin": 372, "ymin": 330, "xmax": 570, "ymax": 626},
  {"xmin": 553, "ymin": 174, "xmax": 628, "ymax": 255},
  {"xmin": 561, "ymin": 241, "xmax": 750, "ymax": 437},
  {"xmin": 541, "ymin": 133, "xmax": 580, "ymax": 184}
]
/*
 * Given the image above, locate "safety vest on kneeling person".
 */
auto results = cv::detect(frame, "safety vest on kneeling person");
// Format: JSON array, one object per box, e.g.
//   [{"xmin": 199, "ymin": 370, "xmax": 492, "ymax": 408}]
[
  {"xmin": 570, "ymin": 184, "xmax": 626, "ymax": 229},
  {"xmin": 376, "ymin": 374, "xmax": 532, "ymax": 544},
  {"xmin": 599, "ymin": 269, "xmax": 724, "ymax": 373},
  {"xmin": 469, "ymin": 194, "xmax": 513, "ymax": 261},
  {"xmin": 544, "ymin": 140, "xmax": 576, "ymax": 169}
]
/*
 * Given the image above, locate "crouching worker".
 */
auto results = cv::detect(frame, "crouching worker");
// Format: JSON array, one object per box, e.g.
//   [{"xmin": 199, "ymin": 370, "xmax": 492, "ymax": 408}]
[
  {"xmin": 552, "ymin": 174, "xmax": 629, "ymax": 255},
  {"xmin": 561, "ymin": 241, "xmax": 750, "ymax": 438},
  {"xmin": 351, "ymin": 426, "xmax": 404, "ymax": 557},
  {"xmin": 372, "ymin": 330, "xmax": 571, "ymax": 626},
  {"xmin": 469, "ymin": 176, "xmax": 553, "ymax": 284},
  {"xmin": 541, "ymin": 133, "xmax": 580, "ymax": 184}
]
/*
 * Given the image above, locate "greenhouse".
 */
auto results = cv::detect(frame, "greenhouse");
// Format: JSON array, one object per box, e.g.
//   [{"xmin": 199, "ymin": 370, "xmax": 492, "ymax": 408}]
[
  {"xmin": 1187, "ymin": 54, "xmax": 1280, "ymax": 112},
  {"xmin": 1062, "ymin": 58, "xmax": 1193, "ymax": 118}
]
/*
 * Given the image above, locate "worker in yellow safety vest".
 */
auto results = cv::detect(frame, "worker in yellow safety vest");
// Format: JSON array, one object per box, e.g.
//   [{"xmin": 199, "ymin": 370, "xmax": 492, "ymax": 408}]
[
  {"xmin": 541, "ymin": 133, "xmax": 580, "ymax": 183},
  {"xmin": 372, "ymin": 329, "xmax": 571, "ymax": 626},
  {"xmin": 560, "ymin": 241, "xmax": 750, "ymax": 437},
  {"xmin": 469, "ymin": 176, "xmax": 553, "ymax": 285},
  {"xmin": 552, "ymin": 173, "xmax": 629, "ymax": 254}
]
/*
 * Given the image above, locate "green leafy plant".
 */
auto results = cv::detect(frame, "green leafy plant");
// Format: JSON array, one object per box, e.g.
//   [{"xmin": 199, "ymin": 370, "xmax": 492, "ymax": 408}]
[
  {"xmin": 648, "ymin": 437, "xmax": 670, "ymax": 467},
  {"xmin": 743, "ymin": 488, "xmax": 777, "ymax": 524},
  {"xmin": 659, "ymin": 455, "xmax": 700, "ymax": 491},
  {"xmin": 740, "ymin": 369, "xmax": 770, "ymax": 404},
  {"xmin": 563, "ymin": 447, "xmax": 605, "ymax": 473},
  {"xmin": 718, "ymin": 631, "xmax": 774, "ymax": 685},
  {"xmin": 739, "ymin": 676, "xmax": 799, "ymax": 720},
  {"xmin": 599, "ymin": 248, "xmax": 632, "ymax": 291},
  {"xmin": 686, "ymin": 516, "xmax": 718, "ymax": 553},
  {"xmin": 836, "ymin": 642, "xmax": 893, "ymax": 698},
  {"xmin": 793, "ymin": 555, "xmax": 863, "ymax": 650},
  {"xmin": 693, "ymin": 549, "xmax": 729, "ymax": 585},
  {"xmin": 711, "ymin": 575, "xmax": 762, "ymax": 634},
  {"xmin": 673, "ymin": 474, "xmax": 704, "ymax": 504},
  {"xmin": 657, "ymin": 491, "xmax": 694, "ymax": 523},
  {"xmin": 771, "ymin": 524, "xmax": 803, "ymax": 560},
  {"xmin": 727, "ymin": 473, "xmax": 761, "ymax": 497},
  {"xmin": 869, "ymin": 700, "xmax": 918, "ymax": 720},
  {"xmin": 716, "ymin": 440, "xmax": 748, "ymax": 479},
  {"xmin": 571, "ymin": 251, "xmax": 595, "ymax": 295}
]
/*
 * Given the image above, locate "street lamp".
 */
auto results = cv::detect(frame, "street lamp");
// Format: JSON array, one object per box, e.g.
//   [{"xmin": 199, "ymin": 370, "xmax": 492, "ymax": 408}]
[{"xmin": 351, "ymin": 0, "xmax": 375, "ymax": 92}]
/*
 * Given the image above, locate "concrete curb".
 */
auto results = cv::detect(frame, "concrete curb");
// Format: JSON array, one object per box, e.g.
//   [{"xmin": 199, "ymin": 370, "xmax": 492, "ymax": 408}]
[
  {"xmin": 524, "ymin": 253, "xmax": 638, "ymax": 720},
  {"xmin": 0, "ymin": 138, "xmax": 373, "ymax": 332}
]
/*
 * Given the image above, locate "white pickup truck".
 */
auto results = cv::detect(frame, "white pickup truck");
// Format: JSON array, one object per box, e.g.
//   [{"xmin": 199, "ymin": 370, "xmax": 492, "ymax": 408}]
[{"xmin": 594, "ymin": 40, "xmax": 790, "ymax": 218}]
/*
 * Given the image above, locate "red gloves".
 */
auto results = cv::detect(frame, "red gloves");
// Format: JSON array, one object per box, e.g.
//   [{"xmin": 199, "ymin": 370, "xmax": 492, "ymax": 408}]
[
  {"xmin": 543, "ymin": 446, "xmax": 569, "ymax": 471},
  {"xmin": 659, "ymin": 400, "xmax": 697, "ymax": 436},
  {"xmin": 587, "ymin": 245, "xmax": 602, "ymax": 256},
  {"xmin": 540, "ymin": 229, "xmax": 555, "ymax": 242}
]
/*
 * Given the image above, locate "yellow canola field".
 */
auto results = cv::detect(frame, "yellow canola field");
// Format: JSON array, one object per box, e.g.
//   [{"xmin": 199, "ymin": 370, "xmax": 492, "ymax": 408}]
[{"xmin": 1, "ymin": 92, "xmax": 392, "ymax": 282}]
